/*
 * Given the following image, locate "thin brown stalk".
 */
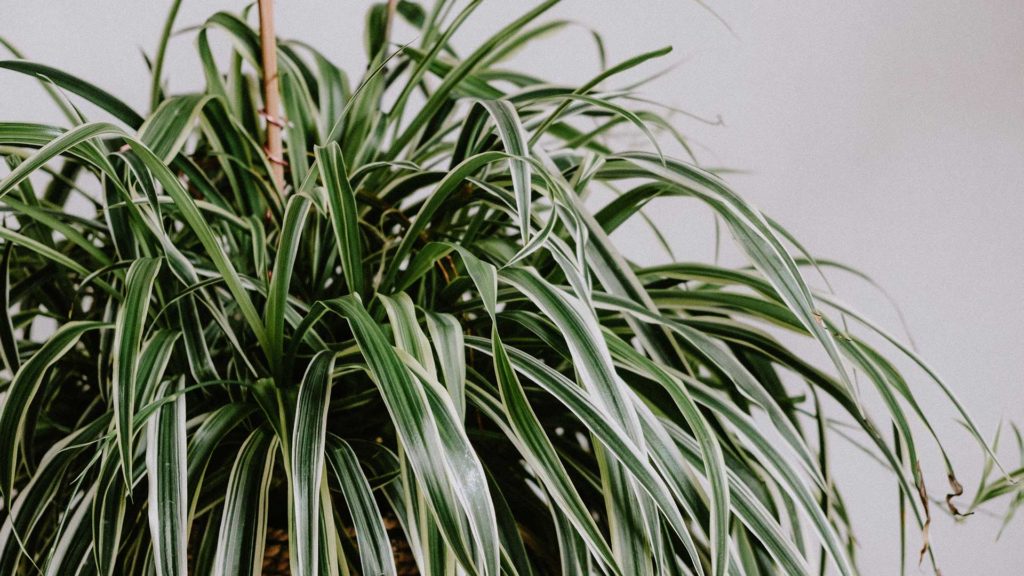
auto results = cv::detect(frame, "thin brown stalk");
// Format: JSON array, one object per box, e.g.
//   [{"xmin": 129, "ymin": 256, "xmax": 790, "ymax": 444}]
[
  {"xmin": 385, "ymin": 0, "xmax": 399, "ymax": 41},
  {"xmin": 258, "ymin": 0, "xmax": 285, "ymax": 192}
]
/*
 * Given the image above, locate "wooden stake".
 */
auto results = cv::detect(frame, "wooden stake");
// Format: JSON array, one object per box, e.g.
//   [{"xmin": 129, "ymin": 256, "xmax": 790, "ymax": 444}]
[
  {"xmin": 385, "ymin": 0, "xmax": 399, "ymax": 41},
  {"xmin": 258, "ymin": 0, "xmax": 285, "ymax": 192}
]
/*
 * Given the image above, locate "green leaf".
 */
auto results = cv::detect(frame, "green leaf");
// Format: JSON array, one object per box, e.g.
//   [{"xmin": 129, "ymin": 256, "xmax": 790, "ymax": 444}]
[
  {"xmin": 0, "ymin": 60, "xmax": 144, "ymax": 127},
  {"xmin": 464, "ymin": 334, "xmax": 705, "ymax": 576},
  {"xmin": 149, "ymin": 0, "xmax": 183, "ymax": 109},
  {"xmin": 0, "ymin": 243, "xmax": 21, "ymax": 374},
  {"xmin": 139, "ymin": 94, "xmax": 212, "ymax": 161},
  {"xmin": 92, "ymin": 444, "xmax": 127, "ymax": 576},
  {"xmin": 477, "ymin": 100, "xmax": 532, "ymax": 243},
  {"xmin": 266, "ymin": 193, "xmax": 314, "ymax": 379},
  {"xmin": 290, "ymin": 350, "xmax": 337, "ymax": 576},
  {"xmin": 487, "ymin": 327, "xmax": 621, "ymax": 574},
  {"xmin": 529, "ymin": 45, "xmax": 672, "ymax": 144},
  {"xmin": 326, "ymin": 437, "xmax": 398, "ymax": 576},
  {"xmin": 424, "ymin": 310, "xmax": 467, "ymax": 420},
  {"xmin": 43, "ymin": 484, "xmax": 97, "ymax": 576},
  {"xmin": 113, "ymin": 257, "xmax": 162, "ymax": 486},
  {"xmin": 0, "ymin": 417, "xmax": 107, "ymax": 574},
  {"xmin": 145, "ymin": 377, "xmax": 188, "ymax": 576},
  {"xmin": 321, "ymin": 295, "xmax": 499, "ymax": 576},
  {"xmin": 315, "ymin": 142, "xmax": 365, "ymax": 296},
  {"xmin": 603, "ymin": 333, "xmax": 730, "ymax": 576},
  {"xmin": 0, "ymin": 320, "xmax": 107, "ymax": 505},
  {"xmin": 593, "ymin": 291, "xmax": 826, "ymax": 490},
  {"xmin": 213, "ymin": 427, "xmax": 278, "ymax": 576},
  {"xmin": 609, "ymin": 153, "xmax": 858, "ymax": 402}
]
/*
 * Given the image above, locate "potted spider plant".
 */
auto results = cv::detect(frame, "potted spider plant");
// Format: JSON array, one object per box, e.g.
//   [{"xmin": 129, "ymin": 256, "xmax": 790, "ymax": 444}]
[{"xmin": 0, "ymin": 1, "xmax": 1018, "ymax": 575}]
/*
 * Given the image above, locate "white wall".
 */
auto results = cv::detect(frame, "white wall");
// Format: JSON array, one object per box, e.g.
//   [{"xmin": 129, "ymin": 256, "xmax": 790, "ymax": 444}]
[{"xmin": 2, "ymin": 1, "xmax": 1021, "ymax": 573}]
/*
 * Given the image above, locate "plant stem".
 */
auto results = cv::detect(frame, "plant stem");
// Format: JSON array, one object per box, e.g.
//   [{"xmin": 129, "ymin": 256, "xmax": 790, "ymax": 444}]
[{"xmin": 258, "ymin": 0, "xmax": 285, "ymax": 193}]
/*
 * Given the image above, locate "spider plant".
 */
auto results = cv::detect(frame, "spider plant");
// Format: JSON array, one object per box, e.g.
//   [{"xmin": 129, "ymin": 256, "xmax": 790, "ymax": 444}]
[{"xmin": 0, "ymin": 1, "xmax": 1015, "ymax": 575}]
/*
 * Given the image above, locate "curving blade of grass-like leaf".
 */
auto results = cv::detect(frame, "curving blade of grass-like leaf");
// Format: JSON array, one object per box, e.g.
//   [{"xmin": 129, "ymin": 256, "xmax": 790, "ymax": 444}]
[
  {"xmin": 148, "ymin": 0, "xmax": 182, "ymax": 110},
  {"xmin": 280, "ymin": 69, "xmax": 316, "ymax": 189},
  {"xmin": 290, "ymin": 349, "xmax": 336, "ymax": 576},
  {"xmin": 0, "ymin": 122, "xmax": 110, "ymax": 169},
  {"xmin": 0, "ymin": 122, "xmax": 270, "ymax": 355},
  {"xmin": 389, "ymin": 0, "xmax": 559, "ymax": 157},
  {"xmin": 814, "ymin": 291, "xmax": 1007, "ymax": 476},
  {"xmin": 0, "ymin": 60, "xmax": 144, "ymax": 127},
  {"xmin": 380, "ymin": 150, "xmax": 507, "ymax": 290},
  {"xmin": 484, "ymin": 330, "xmax": 622, "ymax": 574},
  {"xmin": 41, "ymin": 484, "xmax": 97, "ymax": 576},
  {"xmin": 477, "ymin": 100, "xmax": 533, "ymax": 243},
  {"xmin": 0, "ymin": 417, "xmax": 108, "ymax": 574},
  {"xmin": 326, "ymin": 436, "xmax": 398, "ymax": 576},
  {"xmin": 113, "ymin": 257, "xmax": 162, "ymax": 487},
  {"xmin": 500, "ymin": 267, "xmax": 642, "ymax": 441},
  {"xmin": 176, "ymin": 295, "xmax": 220, "ymax": 383},
  {"xmin": 530, "ymin": 149, "xmax": 682, "ymax": 371},
  {"xmin": 139, "ymin": 94, "xmax": 213, "ymax": 162},
  {"xmin": 424, "ymin": 310, "xmax": 467, "ymax": 421},
  {"xmin": 464, "ymin": 334, "xmax": 706, "ymax": 575},
  {"xmin": 387, "ymin": 1, "xmax": 481, "ymax": 128},
  {"xmin": 601, "ymin": 331, "xmax": 730, "ymax": 576},
  {"xmin": 321, "ymin": 295, "xmax": 499, "ymax": 576},
  {"xmin": 186, "ymin": 404, "xmax": 259, "ymax": 497},
  {"xmin": 0, "ymin": 320, "xmax": 108, "ymax": 506},
  {"xmin": 1, "ymin": 191, "xmax": 111, "ymax": 266},
  {"xmin": 593, "ymin": 291, "xmax": 827, "ymax": 490},
  {"xmin": 266, "ymin": 193, "xmax": 314, "ymax": 380},
  {"xmin": 460, "ymin": 249, "xmax": 621, "ymax": 571},
  {"xmin": 135, "ymin": 330, "xmax": 180, "ymax": 411},
  {"xmin": 145, "ymin": 376, "xmax": 188, "ymax": 576},
  {"xmin": 0, "ymin": 244, "xmax": 18, "ymax": 383},
  {"xmin": 528, "ymin": 46, "xmax": 672, "ymax": 144},
  {"xmin": 212, "ymin": 427, "xmax": 278, "ymax": 576},
  {"xmin": 0, "ymin": 223, "xmax": 116, "ymax": 297},
  {"xmin": 315, "ymin": 142, "xmax": 365, "ymax": 296},
  {"xmin": 650, "ymin": 414, "xmax": 814, "ymax": 576},
  {"xmin": 607, "ymin": 154, "xmax": 858, "ymax": 400},
  {"xmin": 644, "ymin": 260, "xmax": 991, "ymax": 484},
  {"xmin": 92, "ymin": 444, "xmax": 127, "ymax": 576},
  {"xmin": 380, "ymin": 292, "xmax": 436, "ymax": 375},
  {"xmin": 665, "ymin": 367, "xmax": 856, "ymax": 576}
]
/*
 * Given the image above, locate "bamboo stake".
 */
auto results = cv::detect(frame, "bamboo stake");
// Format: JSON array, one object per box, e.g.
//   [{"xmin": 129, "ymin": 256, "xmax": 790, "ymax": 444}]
[
  {"xmin": 385, "ymin": 0, "xmax": 399, "ymax": 41},
  {"xmin": 258, "ymin": 0, "xmax": 285, "ymax": 192}
]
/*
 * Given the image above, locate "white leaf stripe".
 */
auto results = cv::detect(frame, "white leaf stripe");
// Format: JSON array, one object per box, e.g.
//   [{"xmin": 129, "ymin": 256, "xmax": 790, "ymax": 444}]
[
  {"xmin": 0, "ymin": 417, "xmax": 107, "ymax": 572},
  {"xmin": 593, "ymin": 291, "xmax": 827, "ymax": 491}
]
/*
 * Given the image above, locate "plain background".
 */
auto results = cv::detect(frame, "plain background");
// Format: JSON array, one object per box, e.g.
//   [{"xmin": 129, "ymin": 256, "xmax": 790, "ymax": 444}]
[{"xmin": 2, "ymin": 1, "xmax": 1022, "ymax": 573}]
